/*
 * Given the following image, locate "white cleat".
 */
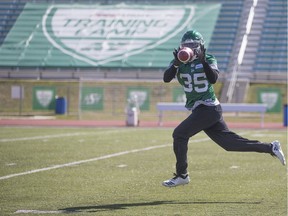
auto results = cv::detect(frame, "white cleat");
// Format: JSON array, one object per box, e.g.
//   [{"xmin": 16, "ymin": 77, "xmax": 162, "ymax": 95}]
[
  {"xmin": 162, "ymin": 173, "xmax": 190, "ymax": 187},
  {"xmin": 271, "ymin": 140, "xmax": 286, "ymax": 165}
]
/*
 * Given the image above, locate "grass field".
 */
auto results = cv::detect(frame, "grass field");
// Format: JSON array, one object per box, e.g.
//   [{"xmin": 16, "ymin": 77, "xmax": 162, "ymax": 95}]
[{"xmin": 0, "ymin": 127, "xmax": 287, "ymax": 216}]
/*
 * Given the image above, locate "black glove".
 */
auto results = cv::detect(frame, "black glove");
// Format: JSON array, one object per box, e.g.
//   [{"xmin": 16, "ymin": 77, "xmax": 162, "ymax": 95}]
[
  {"xmin": 197, "ymin": 44, "xmax": 206, "ymax": 63},
  {"xmin": 172, "ymin": 48, "xmax": 181, "ymax": 67}
]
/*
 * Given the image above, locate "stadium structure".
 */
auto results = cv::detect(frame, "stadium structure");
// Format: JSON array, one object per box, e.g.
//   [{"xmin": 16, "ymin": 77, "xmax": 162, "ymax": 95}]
[{"xmin": 0, "ymin": 0, "xmax": 286, "ymax": 112}]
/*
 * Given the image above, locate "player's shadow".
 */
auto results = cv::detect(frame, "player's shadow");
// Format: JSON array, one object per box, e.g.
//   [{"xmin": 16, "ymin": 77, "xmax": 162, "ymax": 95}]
[{"xmin": 59, "ymin": 200, "xmax": 262, "ymax": 213}]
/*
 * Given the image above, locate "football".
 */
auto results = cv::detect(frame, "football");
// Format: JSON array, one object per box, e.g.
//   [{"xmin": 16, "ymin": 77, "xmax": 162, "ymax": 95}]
[{"xmin": 177, "ymin": 47, "xmax": 194, "ymax": 63}]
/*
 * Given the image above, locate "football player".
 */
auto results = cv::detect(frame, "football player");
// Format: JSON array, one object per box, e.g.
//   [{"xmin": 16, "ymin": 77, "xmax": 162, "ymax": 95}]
[{"xmin": 162, "ymin": 30, "xmax": 286, "ymax": 187}]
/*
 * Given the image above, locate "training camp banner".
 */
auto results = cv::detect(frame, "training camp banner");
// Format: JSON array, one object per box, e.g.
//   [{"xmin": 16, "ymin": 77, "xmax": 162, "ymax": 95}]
[{"xmin": 0, "ymin": 3, "xmax": 220, "ymax": 68}]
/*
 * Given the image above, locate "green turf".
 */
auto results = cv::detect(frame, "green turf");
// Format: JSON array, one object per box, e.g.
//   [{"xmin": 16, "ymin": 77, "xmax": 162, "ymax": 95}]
[{"xmin": 0, "ymin": 127, "xmax": 287, "ymax": 216}]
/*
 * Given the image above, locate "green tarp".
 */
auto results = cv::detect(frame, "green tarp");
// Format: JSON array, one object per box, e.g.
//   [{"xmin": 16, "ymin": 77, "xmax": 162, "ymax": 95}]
[{"xmin": 0, "ymin": 3, "xmax": 220, "ymax": 68}]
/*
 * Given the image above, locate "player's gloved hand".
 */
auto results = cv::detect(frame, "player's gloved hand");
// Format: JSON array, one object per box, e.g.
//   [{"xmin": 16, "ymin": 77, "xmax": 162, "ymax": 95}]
[
  {"xmin": 197, "ymin": 44, "xmax": 206, "ymax": 64},
  {"xmin": 172, "ymin": 48, "xmax": 181, "ymax": 67}
]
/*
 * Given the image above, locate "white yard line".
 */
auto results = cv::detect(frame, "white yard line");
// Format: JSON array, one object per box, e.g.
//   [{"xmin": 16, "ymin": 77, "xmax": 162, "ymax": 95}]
[
  {"xmin": 15, "ymin": 210, "xmax": 65, "ymax": 214},
  {"xmin": 0, "ymin": 130, "xmax": 124, "ymax": 143},
  {"xmin": 1, "ymin": 132, "xmax": 251, "ymax": 182},
  {"xmin": 0, "ymin": 132, "xmax": 90, "ymax": 142},
  {"xmin": 0, "ymin": 144, "xmax": 170, "ymax": 181},
  {"xmin": 252, "ymin": 133, "xmax": 284, "ymax": 138},
  {"xmin": 1, "ymin": 137, "xmax": 212, "ymax": 181}
]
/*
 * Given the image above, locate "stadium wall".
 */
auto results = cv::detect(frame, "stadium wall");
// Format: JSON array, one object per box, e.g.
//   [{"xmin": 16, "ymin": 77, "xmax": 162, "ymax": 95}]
[{"xmin": 0, "ymin": 79, "xmax": 286, "ymax": 123}]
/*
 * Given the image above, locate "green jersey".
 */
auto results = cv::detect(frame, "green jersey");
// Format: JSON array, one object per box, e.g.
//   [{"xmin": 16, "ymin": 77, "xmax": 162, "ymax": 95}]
[{"xmin": 176, "ymin": 54, "xmax": 220, "ymax": 110}]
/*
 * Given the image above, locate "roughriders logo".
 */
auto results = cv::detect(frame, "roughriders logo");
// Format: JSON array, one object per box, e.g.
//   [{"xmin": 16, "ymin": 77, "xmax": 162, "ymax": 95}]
[
  {"xmin": 42, "ymin": 5, "xmax": 195, "ymax": 66},
  {"xmin": 83, "ymin": 93, "xmax": 101, "ymax": 105},
  {"xmin": 260, "ymin": 92, "xmax": 278, "ymax": 110},
  {"xmin": 36, "ymin": 90, "xmax": 53, "ymax": 107}
]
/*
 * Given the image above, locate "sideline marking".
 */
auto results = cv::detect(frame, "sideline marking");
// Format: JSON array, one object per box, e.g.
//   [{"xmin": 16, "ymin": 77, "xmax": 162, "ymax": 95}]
[
  {"xmin": 0, "ymin": 130, "xmax": 125, "ymax": 143},
  {"xmin": 252, "ymin": 133, "xmax": 283, "ymax": 138},
  {"xmin": 15, "ymin": 210, "xmax": 65, "ymax": 214},
  {"xmin": 0, "ymin": 132, "xmax": 92, "ymax": 142},
  {"xmin": 1, "ymin": 137, "xmax": 211, "ymax": 181}
]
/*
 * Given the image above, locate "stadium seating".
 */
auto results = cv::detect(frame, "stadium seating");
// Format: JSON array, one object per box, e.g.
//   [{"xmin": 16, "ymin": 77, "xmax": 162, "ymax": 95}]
[
  {"xmin": 0, "ymin": 1, "xmax": 25, "ymax": 46},
  {"xmin": 0, "ymin": 0, "xmax": 286, "ymax": 77},
  {"xmin": 208, "ymin": 0, "xmax": 244, "ymax": 72},
  {"xmin": 253, "ymin": 0, "xmax": 287, "ymax": 73}
]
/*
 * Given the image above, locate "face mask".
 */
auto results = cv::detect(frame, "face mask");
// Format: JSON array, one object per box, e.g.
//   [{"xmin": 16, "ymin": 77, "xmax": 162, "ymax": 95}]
[{"xmin": 180, "ymin": 42, "xmax": 201, "ymax": 62}]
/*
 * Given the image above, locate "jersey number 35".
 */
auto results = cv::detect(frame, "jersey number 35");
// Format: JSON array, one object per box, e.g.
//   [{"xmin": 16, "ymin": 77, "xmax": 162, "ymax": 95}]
[{"xmin": 180, "ymin": 73, "xmax": 208, "ymax": 93}]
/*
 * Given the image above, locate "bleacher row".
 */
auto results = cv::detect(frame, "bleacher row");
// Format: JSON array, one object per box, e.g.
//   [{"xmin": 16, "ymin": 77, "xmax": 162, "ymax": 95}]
[
  {"xmin": 0, "ymin": 1, "xmax": 24, "ymax": 41},
  {"xmin": 0, "ymin": 0, "xmax": 286, "ymax": 76},
  {"xmin": 208, "ymin": 0, "xmax": 244, "ymax": 74},
  {"xmin": 254, "ymin": 0, "xmax": 287, "ymax": 72}
]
